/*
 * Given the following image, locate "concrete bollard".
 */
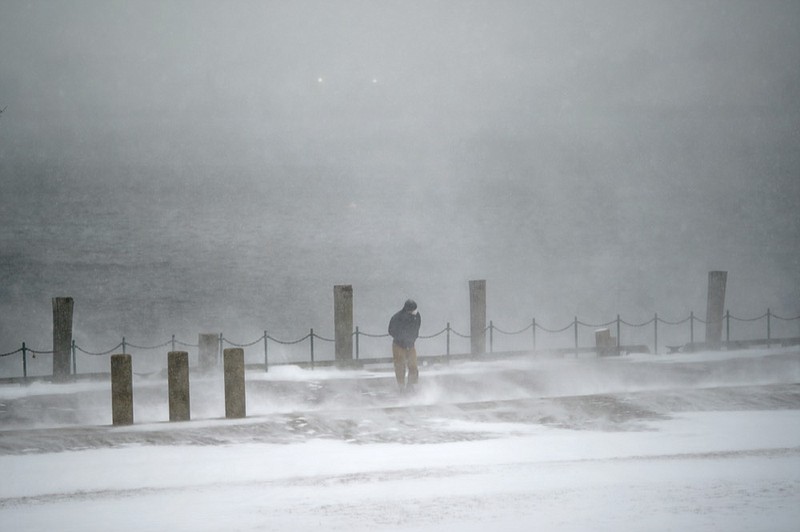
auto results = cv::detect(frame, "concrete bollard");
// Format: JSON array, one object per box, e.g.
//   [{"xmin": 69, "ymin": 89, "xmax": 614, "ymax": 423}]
[
  {"xmin": 110, "ymin": 354, "xmax": 133, "ymax": 425},
  {"xmin": 595, "ymin": 328, "xmax": 617, "ymax": 357},
  {"xmin": 705, "ymin": 271, "xmax": 728, "ymax": 345},
  {"xmin": 223, "ymin": 348, "xmax": 246, "ymax": 419},
  {"xmin": 469, "ymin": 280, "xmax": 487, "ymax": 355},
  {"xmin": 334, "ymin": 284, "xmax": 354, "ymax": 364},
  {"xmin": 52, "ymin": 297, "xmax": 74, "ymax": 381},
  {"xmin": 168, "ymin": 351, "xmax": 190, "ymax": 422},
  {"xmin": 199, "ymin": 333, "xmax": 219, "ymax": 371}
]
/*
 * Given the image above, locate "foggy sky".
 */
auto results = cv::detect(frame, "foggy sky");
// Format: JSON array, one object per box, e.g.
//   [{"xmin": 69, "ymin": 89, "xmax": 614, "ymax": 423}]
[{"xmin": 1, "ymin": 1, "xmax": 799, "ymax": 348}]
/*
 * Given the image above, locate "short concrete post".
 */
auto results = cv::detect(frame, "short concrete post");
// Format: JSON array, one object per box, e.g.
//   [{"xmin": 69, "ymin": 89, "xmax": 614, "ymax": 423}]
[
  {"xmin": 469, "ymin": 280, "xmax": 487, "ymax": 355},
  {"xmin": 224, "ymin": 348, "xmax": 246, "ymax": 419},
  {"xmin": 110, "ymin": 354, "xmax": 133, "ymax": 426},
  {"xmin": 334, "ymin": 284, "xmax": 354, "ymax": 365},
  {"xmin": 52, "ymin": 297, "xmax": 74, "ymax": 381},
  {"xmin": 199, "ymin": 333, "xmax": 219, "ymax": 371},
  {"xmin": 168, "ymin": 351, "xmax": 190, "ymax": 422},
  {"xmin": 595, "ymin": 328, "xmax": 617, "ymax": 357},
  {"xmin": 705, "ymin": 271, "xmax": 727, "ymax": 345}
]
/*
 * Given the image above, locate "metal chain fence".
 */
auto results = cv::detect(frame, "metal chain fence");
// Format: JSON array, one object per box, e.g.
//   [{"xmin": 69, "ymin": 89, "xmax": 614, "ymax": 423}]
[{"xmin": 3, "ymin": 309, "xmax": 799, "ymax": 379}]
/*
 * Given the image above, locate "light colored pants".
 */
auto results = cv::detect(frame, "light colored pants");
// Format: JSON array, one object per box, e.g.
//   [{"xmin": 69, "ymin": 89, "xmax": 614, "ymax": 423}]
[{"xmin": 392, "ymin": 342, "xmax": 418, "ymax": 387}]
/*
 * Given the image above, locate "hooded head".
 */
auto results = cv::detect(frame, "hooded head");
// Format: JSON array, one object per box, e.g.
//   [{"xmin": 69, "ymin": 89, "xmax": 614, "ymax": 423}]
[{"xmin": 403, "ymin": 299, "xmax": 417, "ymax": 313}]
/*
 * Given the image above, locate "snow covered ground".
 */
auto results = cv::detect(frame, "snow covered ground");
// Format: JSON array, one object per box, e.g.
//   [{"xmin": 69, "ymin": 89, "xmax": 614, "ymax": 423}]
[{"xmin": 1, "ymin": 348, "xmax": 799, "ymax": 531}]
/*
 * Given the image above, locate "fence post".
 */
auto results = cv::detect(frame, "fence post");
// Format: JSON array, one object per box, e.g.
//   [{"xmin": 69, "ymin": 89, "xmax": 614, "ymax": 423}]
[
  {"xmin": 654, "ymin": 313, "xmax": 658, "ymax": 355},
  {"xmin": 595, "ymin": 328, "xmax": 614, "ymax": 357},
  {"xmin": 219, "ymin": 333, "xmax": 223, "ymax": 365},
  {"xmin": 532, "ymin": 318, "xmax": 536, "ymax": 353},
  {"xmin": 71, "ymin": 339, "xmax": 77, "ymax": 375},
  {"xmin": 574, "ymin": 316, "xmax": 579, "ymax": 357},
  {"xmin": 446, "ymin": 322, "xmax": 451, "ymax": 362},
  {"xmin": 110, "ymin": 354, "xmax": 133, "ymax": 426},
  {"xmin": 705, "ymin": 271, "xmax": 728, "ymax": 345},
  {"xmin": 52, "ymin": 297, "xmax": 74, "ymax": 381},
  {"xmin": 264, "ymin": 329, "xmax": 269, "ymax": 373},
  {"xmin": 725, "ymin": 309, "xmax": 730, "ymax": 346},
  {"xmin": 223, "ymin": 348, "xmax": 246, "ymax": 419},
  {"xmin": 767, "ymin": 308, "xmax": 771, "ymax": 348},
  {"xmin": 334, "ymin": 285, "xmax": 354, "ymax": 364},
  {"xmin": 168, "ymin": 351, "xmax": 190, "ymax": 422},
  {"xmin": 690, "ymin": 311, "xmax": 695, "ymax": 351},
  {"xmin": 171, "ymin": 334, "xmax": 176, "ymax": 352},
  {"xmin": 198, "ymin": 333, "xmax": 219, "ymax": 371},
  {"xmin": 616, "ymin": 315, "xmax": 621, "ymax": 350},
  {"xmin": 22, "ymin": 342, "xmax": 27, "ymax": 379},
  {"xmin": 489, "ymin": 320, "xmax": 494, "ymax": 353},
  {"xmin": 355, "ymin": 326, "xmax": 360, "ymax": 360},
  {"xmin": 469, "ymin": 280, "xmax": 487, "ymax": 355},
  {"xmin": 310, "ymin": 328, "xmax": 315, "ymax": 368}
]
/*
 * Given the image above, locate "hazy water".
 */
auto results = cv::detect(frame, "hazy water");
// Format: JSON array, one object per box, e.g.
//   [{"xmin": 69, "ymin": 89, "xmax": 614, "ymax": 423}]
[
  {"xmin": 2, "ymin": 162, "xmax": 800, "ymax": 377},
  {"xmin": 1, "ymin": 165, "xmax": 477, "ymax": 359}
]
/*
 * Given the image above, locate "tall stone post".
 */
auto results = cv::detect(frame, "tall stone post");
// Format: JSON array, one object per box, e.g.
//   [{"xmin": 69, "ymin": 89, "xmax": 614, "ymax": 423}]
[
  {"xmin": 334, "ymin": 284, "xmax": 354, "ymax": 365},
  {"xmin": 110, "ymin": 354, "xmax": 133, "ymax": 426},
  {"xmin": 198, "ymin": 333, "xmax": 219, "ymax": 371},
  {"xmin": 52, "ymin": 297, "xmax": 74, "ymax": 381},
  {"xmin": 168, "ymin": 351, "xmax": 190, "ymax": 422},
  {"xmin": 469, "ymin": 280, "xmax": 487, "ymax": 355},
  {"xmin": 705, "ymin": 271, "xmax": 728, "ymax": 345},
  {"xmin": 223, "ymin": 348, "xmax": 246, "ymax": 419}
]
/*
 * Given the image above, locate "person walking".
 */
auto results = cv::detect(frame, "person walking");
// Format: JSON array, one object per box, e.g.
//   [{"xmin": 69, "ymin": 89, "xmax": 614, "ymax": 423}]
[{"xmin": 388, "ymin": 299, "xmax": 421, "ymax": 390}]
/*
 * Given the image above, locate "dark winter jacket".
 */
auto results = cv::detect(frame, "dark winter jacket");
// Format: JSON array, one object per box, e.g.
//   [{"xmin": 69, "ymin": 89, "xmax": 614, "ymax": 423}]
[{"xmin": 388, "ymin": 309, "xmax": 421, "ymax": 349}]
